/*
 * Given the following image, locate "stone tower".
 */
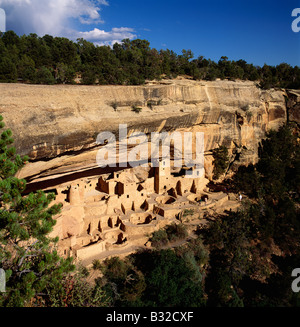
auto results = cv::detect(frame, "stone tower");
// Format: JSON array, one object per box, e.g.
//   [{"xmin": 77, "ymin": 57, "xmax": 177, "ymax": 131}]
[
  {"xmin": 154, "ymin": 159, "xmax": 171, "ymax": 194},
  {"xmin": 69, "ymin": 183, "xmax": 83, "ymax": 205}
]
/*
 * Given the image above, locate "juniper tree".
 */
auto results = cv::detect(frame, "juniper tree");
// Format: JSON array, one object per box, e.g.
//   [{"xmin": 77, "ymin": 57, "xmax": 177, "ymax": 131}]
[
  {"xmin": 0, "ymin": 115, "xmax": 74, "ymax": 307},
  {"xmin": 212, "ymin": 145, "xmax": 229, "ymax": 180}
]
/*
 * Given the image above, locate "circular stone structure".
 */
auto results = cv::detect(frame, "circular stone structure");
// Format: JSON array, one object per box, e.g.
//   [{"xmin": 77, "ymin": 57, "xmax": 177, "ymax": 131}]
[
  {"xmin": 187, "ymin": 194, "xmax": 208, "ymax": 203},
  {"xmin": 129, "ymin": 212, "xmax": 153, "ymax": 225}
]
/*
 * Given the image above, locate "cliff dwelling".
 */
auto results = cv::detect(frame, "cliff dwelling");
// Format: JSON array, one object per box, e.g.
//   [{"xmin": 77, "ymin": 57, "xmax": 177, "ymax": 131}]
[
  {"xmin": 47, "ymin": 160, "xmax": 232, "ymax": 264},
  {"xmin": 0, "ymin": 79, "xmax": 291, "ymax": 265}
]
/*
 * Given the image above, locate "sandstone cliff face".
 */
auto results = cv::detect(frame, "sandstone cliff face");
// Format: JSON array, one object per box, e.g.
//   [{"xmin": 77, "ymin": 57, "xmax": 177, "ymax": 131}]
[
  {"xmin": 286, "ymin": 89, "xmax": 300, "ymax": 125},
  {"xmin": 0, "ymin": 79, "xmax": 287, "ymax": 185}
]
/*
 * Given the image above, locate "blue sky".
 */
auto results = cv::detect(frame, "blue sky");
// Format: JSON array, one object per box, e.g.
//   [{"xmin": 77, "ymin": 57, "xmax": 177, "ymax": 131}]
[{"xmin": 0, "ymin": 0, "xmax": 299, "ymax": 67}]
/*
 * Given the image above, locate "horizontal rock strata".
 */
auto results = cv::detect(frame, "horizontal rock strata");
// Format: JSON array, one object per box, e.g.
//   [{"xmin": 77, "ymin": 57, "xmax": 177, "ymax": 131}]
[{"xmin": 0, "ymin": 79, "xmax": 289, "ymax": 185}]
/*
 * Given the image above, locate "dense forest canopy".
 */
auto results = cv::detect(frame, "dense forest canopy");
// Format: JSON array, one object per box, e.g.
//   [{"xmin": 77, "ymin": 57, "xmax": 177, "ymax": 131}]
[{"xmin": 0, "ymin": 30, "xmax": 300, "ymax": 89}]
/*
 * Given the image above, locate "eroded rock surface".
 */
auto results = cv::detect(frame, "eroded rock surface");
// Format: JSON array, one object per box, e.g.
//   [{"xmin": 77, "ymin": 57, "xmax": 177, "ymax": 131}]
[
  {"xmin": 0, "ymin": 79, "xmax": 287, "ymax": 184},
  {"xmin": 286, "ymin": 89, "xmax": 300, "ymax": 125}
]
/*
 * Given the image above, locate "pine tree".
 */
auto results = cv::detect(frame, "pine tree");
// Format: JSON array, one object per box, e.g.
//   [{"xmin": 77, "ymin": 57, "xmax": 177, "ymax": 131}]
[
  {"xmin": 0, "ymin": 116, "xmax": 74, "ymax": 307},
  {"xmin": 0, "ymin": 56, "xmax": 18, "ymax": 83},
  {"xmin": 212, "ymin": 145, "xmax": 229, "ymax": 180}
]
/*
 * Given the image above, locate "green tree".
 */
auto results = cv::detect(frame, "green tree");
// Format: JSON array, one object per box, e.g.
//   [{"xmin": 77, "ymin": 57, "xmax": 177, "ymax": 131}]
[
  {"xmin": 35, "ymin": 66, "xmax": 56, "ymax": 85},
  {"xmin": 205, "ymin": 123, "xmax": 300, "ymax": 306},
  {"xmin": 45, "ymin": 264, "xmax": 111, "ymax": 307},
  {"xmin": 51, "ymin": 37, "xmax": 79, "ymax": 67},
  {"xmin": 212, "ymin": 145, "xmax": 229, "ymax": 180},
  {"xmin": 0, "ymin": 56, "xmax": 17, "ymax": 82},
  {"xmin": 100, "ymin": 256, "xmax": 146, "ymax": 306},
  {"xmin": 81, "ymin": 64, "xmax": 98, "ymax": 85},
  {"xmin": 233, "ymin": 124, "xmax": 299, "ymax": 204},
  {"xmin": 0, "ymin": 30, "xmax": 299, "ymax": 88},
  {"xmin": 21, "ymin": 33, "xmax": 51, "ymax": 68},
  {"xmin": 233, "ymin": 164, "xmax": 261, "ymax": 198},
  {"xmin": 55, "ymin": 62, "xmax": 76, "ymax": 84},
  {"xmin": 2, "ymin": 31, "xmax": 19, "ymax": 48},
  {"xmin": 131, "ymin": 249, "xmax": 206, "ymax": 307},
  {"xmin": 17, "ymin": 55, "xmax": 36, "ymax": 82},
  {"xmin": 0, "ymin": 116, "xmax": 74, "ymax": 307},
  {"xmin": 257, "ymin": 125, "xmax": 299, "ymax": 199}
]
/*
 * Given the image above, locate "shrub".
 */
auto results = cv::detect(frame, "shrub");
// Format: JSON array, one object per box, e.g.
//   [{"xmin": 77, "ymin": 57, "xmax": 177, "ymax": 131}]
[
  {"xmin": 183, "ymin": 209, "xmax": 194, "ymax": 217},
  {"xmin": 147, "ymin": 101, "xmax": 154, "ymax": 109},
  {"xmin": 165, "ymin": 223, "xmax": 188, "ymax": 242},
  {"xmin": 46, "ymin": 266, "xmax": 111, "ymax": 307},
  {"xmin": 131, "ymin": 105, "xmax": 142, "ymax": 113},
  {"xmin": 149, "ymin": 223, "xmax": 188, "ymax": 248},
  {"xmin": 111, "ymin": 102, "xmax": 118, "ymax": 111},
  {"xmin": 149, "ymin": 229, "xmax": 168, "ymax": 248},
  {"xmin": 92, "ymin": 259, "xmax": 102, "ymax": 271}
]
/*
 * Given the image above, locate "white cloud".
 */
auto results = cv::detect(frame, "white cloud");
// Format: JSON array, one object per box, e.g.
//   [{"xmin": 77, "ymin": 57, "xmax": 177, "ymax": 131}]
[
  {"xmin": 77, "ymin": 27, "xmax": 136, "ymax": 45},
  {"xmin": 0, "ymin": 0, "xmax": 136, "ymax": 44}
]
